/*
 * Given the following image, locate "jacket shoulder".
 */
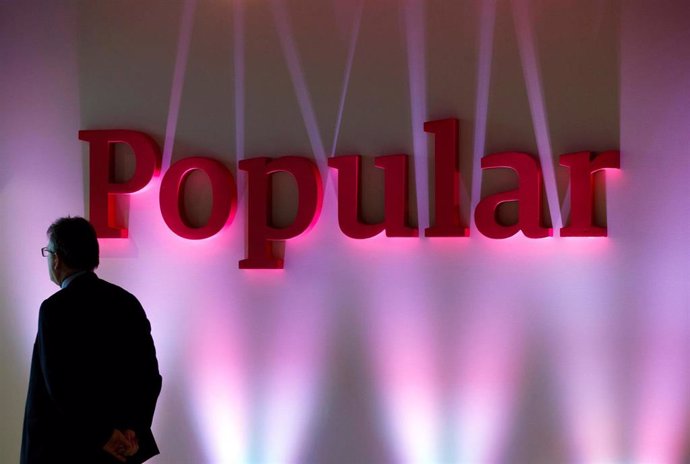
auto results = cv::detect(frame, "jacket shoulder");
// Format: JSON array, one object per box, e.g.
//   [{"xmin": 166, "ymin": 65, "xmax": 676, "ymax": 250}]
[{"xmin": 40, "ymin": 275, "xmax": 145, "ymax": 319}]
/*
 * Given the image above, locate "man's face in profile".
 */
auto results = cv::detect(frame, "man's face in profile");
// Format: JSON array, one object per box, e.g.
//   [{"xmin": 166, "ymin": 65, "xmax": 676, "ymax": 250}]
[{"xmin": 46, "ymin": 240, "xmax": 59, "ymax": 286}]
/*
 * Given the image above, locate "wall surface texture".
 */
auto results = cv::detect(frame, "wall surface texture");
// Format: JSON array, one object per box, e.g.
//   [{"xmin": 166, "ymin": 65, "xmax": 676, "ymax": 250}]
[{"xmin": 0, "ymin": 0, "xmax": 688, "ymax": 462}]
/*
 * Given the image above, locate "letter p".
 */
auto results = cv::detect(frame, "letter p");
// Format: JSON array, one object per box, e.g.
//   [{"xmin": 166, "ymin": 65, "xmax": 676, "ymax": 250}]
[
  {"xmin": 79, "ymin": 130, "xmax": 161, "ymax": 238},
  {"xmin": 239, "ymin": 156, "xmax": 323, "ymax": 269}
]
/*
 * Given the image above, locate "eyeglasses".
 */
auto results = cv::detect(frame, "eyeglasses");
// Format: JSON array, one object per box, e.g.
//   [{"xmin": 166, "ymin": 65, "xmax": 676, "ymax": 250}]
[{"xmin": 41, "ymin": 247, "xmax": 55, "ymax": 257}]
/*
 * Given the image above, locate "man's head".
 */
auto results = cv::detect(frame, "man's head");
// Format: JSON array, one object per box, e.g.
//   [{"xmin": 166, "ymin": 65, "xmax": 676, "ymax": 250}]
[{"xmin": 45, "ymin": 217, "xmax": 99, "ymax": 285}]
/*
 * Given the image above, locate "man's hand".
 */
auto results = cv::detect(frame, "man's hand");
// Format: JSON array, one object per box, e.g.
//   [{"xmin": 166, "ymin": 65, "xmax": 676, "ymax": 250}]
[
  {"xmin": 124, "ymin": 429, "xmax": 139, "ymax": 456},
  {"xmin": 103, "ymin": 429, "xmax": 139, "ymax": 462}
]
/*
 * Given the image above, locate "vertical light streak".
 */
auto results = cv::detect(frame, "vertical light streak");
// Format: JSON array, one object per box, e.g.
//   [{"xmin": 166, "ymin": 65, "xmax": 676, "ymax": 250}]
[
  {"xmin": 189, "ymin": 304, "xmax": 248, "ymax": 463},
  {"xmin": 552, "ymin": 334, "xmax": 618, "ymax": 463},
  {"xmin": 233, "ymin": 0, "xmax": 247, "ymax": 200},
  {"xmin": 402, "ymin": 0, "xmax": 429, "ymax": 231},
  {"xmin": 270, "ymin": 0, "xmax": 328, "ymax": 179},
  {"xmin": 632, "ymin": 305, "xmax": 689, "ymax": 464},
  {"xmin": 161, "ymin": 0, "xmax": 198, "ymax": 171},
  {"xmin": 544, "ymin": 254, "xmax": 620, "ymax": 463},
  {"xmin": 470, "ymin": 0, "xmax": 498, "ymax": 230},
  {"xmin": 329, "ymin": 0, "xmax": 364, "ymax": 158},
  {"xmin": 454, "ymin": 282, "xmax": 525, "ymax": 464},
  {"xmin": 367, "ymin": 263, "xmax": 441, "ymax": 463},
  {"xmin": 254, "ymin": 287, "xmax": 331, "ymax": 464},
  {"xmin": 259, "ymin": 374, "xmax": 317, "ymax": 464},
  {"xmin": 510, "ymin": 0, "xmax": 562, "ymax": 232}
]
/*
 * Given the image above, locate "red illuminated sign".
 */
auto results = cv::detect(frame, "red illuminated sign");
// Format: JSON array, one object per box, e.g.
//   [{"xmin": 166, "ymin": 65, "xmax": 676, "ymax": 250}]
[{"xmin": 79, "ymin": 118, "xmax": 620, "ymax": 269}]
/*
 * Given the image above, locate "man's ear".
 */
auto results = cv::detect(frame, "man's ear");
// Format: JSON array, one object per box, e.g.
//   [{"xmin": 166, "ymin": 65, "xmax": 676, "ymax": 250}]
[{"xmin": 52, "ymin": 253, "xmax": 61, "ymax": 271}]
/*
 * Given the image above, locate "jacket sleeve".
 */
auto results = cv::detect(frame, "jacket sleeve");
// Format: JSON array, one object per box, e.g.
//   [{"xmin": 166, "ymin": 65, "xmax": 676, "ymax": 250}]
[{"xmin": 113, "ymin": 296, "xmax": 162, "ymax": 433}]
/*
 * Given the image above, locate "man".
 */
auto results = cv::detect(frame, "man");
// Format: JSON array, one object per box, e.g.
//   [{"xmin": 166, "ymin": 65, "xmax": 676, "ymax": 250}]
[{"xmin": 21, "ymin": 217, "xmax": 162, "ymax": 463}]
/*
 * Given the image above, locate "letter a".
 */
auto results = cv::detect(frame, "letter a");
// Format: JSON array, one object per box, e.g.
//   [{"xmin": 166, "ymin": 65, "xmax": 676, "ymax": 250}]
[{"xmin": 474, "ymin": 152, "xmax": 552, "ymax": 239}]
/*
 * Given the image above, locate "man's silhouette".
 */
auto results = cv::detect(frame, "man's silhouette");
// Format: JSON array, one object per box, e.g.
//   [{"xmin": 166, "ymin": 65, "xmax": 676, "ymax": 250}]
[{"xmin": 21, "ymin": 217, "xmax": 162, "ymax": 463}]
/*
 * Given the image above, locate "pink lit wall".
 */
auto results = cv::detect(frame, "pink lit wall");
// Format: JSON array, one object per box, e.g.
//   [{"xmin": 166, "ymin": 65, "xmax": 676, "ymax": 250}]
[{"xmin": 0, "ymin": 0, "xmax": 687, "ymax": 463}]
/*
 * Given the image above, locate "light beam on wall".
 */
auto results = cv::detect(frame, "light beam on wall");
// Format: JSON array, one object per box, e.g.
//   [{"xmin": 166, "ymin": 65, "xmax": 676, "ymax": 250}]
[
  {"xmin": 543, "ymin": 245, "xmax": 620, "ymax": 463},
  {"xmin": 233, "ymin": 0, "xmax": 247, "ymax": 200},
  {"xmin": 403, "ymin": 0, "xmax": 430, "ymax": 231},
  {"xmin": 329, "ymin": 0, "xmax": 363, "ymax": 158},
  {"xmin": 366, "ymin": 262, "xmax": 442, "ymax": 463},
  {"xmin": 270, "ymin": 0, "xmax": 328, "ymax": 179},
  {"xmin": 470, "ymin": 0, "xmax": 498, "ymax": 229},
  {"xmin": 232, "ymin": 0, "xmax": 246, "ymax": 181},
  {"xmin": 248, "ymin": 282, "xmax": 332, "ymax": 464},
  {"xmin": 510, "ymin": 0, "xmax": 562, "ymax": 232},
  {"xmin": 189, "ymin": 304, "xmax": 249, "ymax": 463},
  {"xmin": 162, "ymin": 0, "xmax": 198, "ymax": 171},
  {"xmin": 454, "ymin": 278, "xmax": 526, "ymax": 463}
]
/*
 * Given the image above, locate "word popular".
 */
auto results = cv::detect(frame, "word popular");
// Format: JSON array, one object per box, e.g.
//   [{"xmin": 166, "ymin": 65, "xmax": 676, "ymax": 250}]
[{"xmin": 79, "ymin": 119, "xmax": 619, "ymax": 269}]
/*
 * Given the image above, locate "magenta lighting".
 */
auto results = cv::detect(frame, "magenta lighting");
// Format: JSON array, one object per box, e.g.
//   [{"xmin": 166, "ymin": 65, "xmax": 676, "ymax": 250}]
[{"xmin": 79, "ymin": 118, "xmax": 619, "ymax": 269}]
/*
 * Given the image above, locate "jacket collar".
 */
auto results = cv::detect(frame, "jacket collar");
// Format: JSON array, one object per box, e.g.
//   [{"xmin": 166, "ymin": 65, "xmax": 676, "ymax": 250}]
[{"xmin": 61, "ymin": 270, "xmax": 97, "ymax": 289}]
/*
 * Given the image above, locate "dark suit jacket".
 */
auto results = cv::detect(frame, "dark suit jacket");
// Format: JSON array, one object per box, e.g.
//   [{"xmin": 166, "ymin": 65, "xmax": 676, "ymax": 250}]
[{"xmin": 21, "ymin": 272, "xmax": 162, "ymax": 464}]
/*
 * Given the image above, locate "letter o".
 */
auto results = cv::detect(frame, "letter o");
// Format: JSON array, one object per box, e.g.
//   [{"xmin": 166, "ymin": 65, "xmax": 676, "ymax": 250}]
[{"xmin": 159, "ymin": 157, "xmax": 237, "ymax": 239}]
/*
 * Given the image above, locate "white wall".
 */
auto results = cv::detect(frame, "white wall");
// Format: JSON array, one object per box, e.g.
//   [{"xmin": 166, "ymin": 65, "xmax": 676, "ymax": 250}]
[{"xmin": 0, "ymin": 0, "xmax": 687, "ymax": 462}]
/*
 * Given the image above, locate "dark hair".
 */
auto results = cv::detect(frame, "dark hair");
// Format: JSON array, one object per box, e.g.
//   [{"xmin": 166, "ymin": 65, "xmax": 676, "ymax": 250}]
[{"xmin": 47, "ymin": 217, "xmax": 100, "ymax": 271}]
